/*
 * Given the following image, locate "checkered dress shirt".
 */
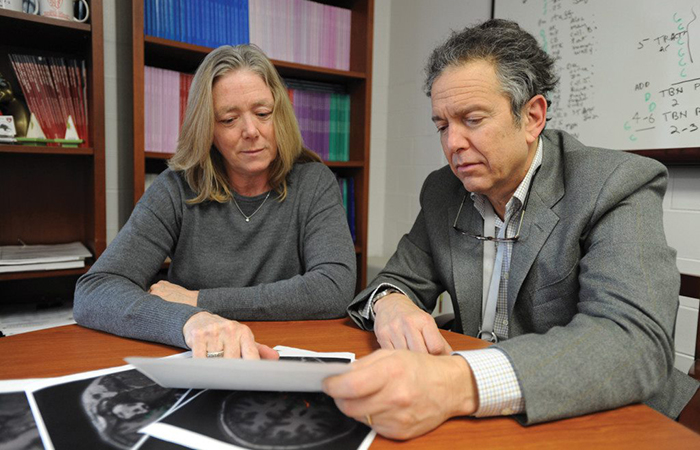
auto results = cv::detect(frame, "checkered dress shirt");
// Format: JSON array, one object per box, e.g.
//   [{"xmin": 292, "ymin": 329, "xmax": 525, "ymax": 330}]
[{"xmin": 455, "ymin": 139, "xmax": 542, "ymax": 417}]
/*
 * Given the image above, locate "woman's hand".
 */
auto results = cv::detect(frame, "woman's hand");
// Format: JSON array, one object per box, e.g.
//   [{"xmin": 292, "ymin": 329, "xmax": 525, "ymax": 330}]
[
  {"xmin": 149, "ymin": 280, "xmax": 198, "ymax": 307},
  {"xmin": 183, "ymin": 312, "xmax": 279, "ymax": 360}
]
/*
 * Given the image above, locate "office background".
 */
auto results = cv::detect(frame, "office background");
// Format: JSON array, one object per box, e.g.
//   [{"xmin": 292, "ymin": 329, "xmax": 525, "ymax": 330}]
[{"xmin": 101, "ymin": 0, "xmax": 699, "ymax": 371}]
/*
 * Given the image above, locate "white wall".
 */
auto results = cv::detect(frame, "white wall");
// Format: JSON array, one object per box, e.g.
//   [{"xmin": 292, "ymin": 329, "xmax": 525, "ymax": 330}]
[
  {"xmin": 103, "ymin": 0, "xmax": 134, "ymax": 242},
  {"xmin": 666, "ymin": 167, "xmax": 700, "ymax": 371},
  {"xmin": 367, "ymin": 0, "xmax": 699, "ymax": 370},
  {"xmin": 368, "ymin": 0, "xmax": 492, "ymax": 270}
]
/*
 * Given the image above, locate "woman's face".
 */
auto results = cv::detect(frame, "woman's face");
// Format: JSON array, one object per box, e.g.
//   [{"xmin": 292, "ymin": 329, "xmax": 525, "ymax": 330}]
[{"xmin": 211, "ymin": 70, "xmax": 278, "ymax": 191}]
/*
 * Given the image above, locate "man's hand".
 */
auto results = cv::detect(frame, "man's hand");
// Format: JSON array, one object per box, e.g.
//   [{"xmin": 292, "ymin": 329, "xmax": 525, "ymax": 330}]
[
  {"xmin": 183, "ymin": 312, "xmax": 279, "ymax": 360},
  {"xmin": 149, "ymin": 280, "xmax": 198, "ymax": 307},
  {"xmin": 323, "ymin": 350, "xmax": 478, "ymax": 440},
  {"xmin": 373, "ymin": 293, "xmax": 452, "ymax": 355}
]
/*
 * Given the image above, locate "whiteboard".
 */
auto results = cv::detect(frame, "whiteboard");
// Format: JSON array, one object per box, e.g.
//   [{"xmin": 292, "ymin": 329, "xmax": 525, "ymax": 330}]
[{"xmin": 494, "ymin": 0, "xmax": 700, "ymax": 150}]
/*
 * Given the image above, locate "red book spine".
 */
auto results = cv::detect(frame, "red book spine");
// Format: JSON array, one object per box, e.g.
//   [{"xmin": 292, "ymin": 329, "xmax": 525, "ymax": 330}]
[
  {"xmin": 25, "ymin": 55, "xmax": 55, "ymax": 138},
  {"xmin": 8, "ymin": 56, "xmax": 41, "ymax": 132},
  {"xmin": 48, "ymin": 58, "xmax": 72, "ymax": 138},
  {"xmin": 36, "ymin": 56, "xmax": 63, "ymax": 139}
]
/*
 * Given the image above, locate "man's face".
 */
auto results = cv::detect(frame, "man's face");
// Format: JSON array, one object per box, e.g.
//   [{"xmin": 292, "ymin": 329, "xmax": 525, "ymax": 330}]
[{"xmin": 431, "ymin": 60, "xmax": 539, "ymax": 207}]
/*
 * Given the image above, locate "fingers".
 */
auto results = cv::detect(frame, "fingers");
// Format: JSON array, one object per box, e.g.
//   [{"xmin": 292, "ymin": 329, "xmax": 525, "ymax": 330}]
[
  {"xmin": 423, "ymin": 326, "xmax": 452, "ymax": 355},
  {"xmin": 184, "ymin": 313, "xmax": 270, "ymax": 360},
  {"xmin": 404, "ymin": 326, "xmax": 429, "ymax": 353},
  {"xmin": 147, "ymin": 280, "xmax": 168, "ymax": 296},
  {"xmin": 238, "ymin": 331, "xmax": 261, "ymax": 360},
  {"xmin": 256, "ymin": 343, "xmax": 280, "ymax": 360},
  {"xmin": 373, "ymin": 295, "xmax": 446, "ymax": 354},
  {"xmin": 332, "ymin": 396, "xmax": 392, "ymax": 426},
  {"xmin": 190, "ymin": 332, "xmax": 208, "ymax": 359},
  {"xmin": 323, "ymin": 351, "xmax": 393, "ymax": 400}
]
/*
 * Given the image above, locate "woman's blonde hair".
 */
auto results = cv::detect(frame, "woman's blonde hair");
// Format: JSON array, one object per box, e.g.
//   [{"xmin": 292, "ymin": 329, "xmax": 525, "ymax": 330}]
[{"xmin": 169, "ymin": 44, "xmax": 320, "ymax": 203}]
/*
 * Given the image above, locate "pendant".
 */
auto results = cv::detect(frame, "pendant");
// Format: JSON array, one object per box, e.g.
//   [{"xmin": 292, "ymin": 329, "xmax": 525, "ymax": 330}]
[{"xmin": 245, "ymin": 218, "xmax": 250, "ymax": 222}]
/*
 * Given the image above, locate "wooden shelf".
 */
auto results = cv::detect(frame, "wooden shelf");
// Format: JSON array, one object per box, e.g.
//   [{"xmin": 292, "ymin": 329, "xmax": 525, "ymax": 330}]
[
  {"xmin": 0, "ymin": 266, "xmax": 90, "ymax": 282},
  {"xmin": 0, "ymin": 8, "xmax": 91, "ymax": 31},
  {"xmin": 131, "ymin": 0, "xmax": 373, "ymax": 291},
  {"xmin": 144, "ymin": 35, "xmax": 366, "ymax": 82},
  {"xmin": 0, "ymin": 145, "xmax": 94, "ymax": 156},
  {"xmin": 144, "ymin": 151, "xmax": 172, "ymax": 160},
  {"xmin": 628, "ymin": 148, "xmax": 700, "ymax": 166},
  {"xmin": 0, "ymin": 9, "xmax": 92, "ymax": 55},
  {"xmin": 0, "ymin": 1, "xmax": 105, "ymax": 300}
]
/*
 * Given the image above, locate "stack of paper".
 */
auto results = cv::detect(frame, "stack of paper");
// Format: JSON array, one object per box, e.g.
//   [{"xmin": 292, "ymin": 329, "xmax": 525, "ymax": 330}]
[
  {"xmin": 0, "ymin": 241, "xmax": 92, "ymax": 274},
  {"xmin": 0, "ymin": 301, "xmax": 75, "ymax": 337}
]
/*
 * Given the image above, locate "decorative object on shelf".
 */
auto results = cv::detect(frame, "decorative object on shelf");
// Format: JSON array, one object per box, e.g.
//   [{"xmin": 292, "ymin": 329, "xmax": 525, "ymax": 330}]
[
  {"xmin": 0, "ymin": 71, "xmax": 30, "ymax": 137},
  {"xmin": 25, "ymin": 113, "xmax": 46, "ymax": 138},
  {"xmin": 0, "ymin": 0, "xmax": 37, "ymax": 13},
  {"xmin": 39, "ymin": 0, "xmax": 89, "ymax": 22},
  {"xmin": 0, "ymin": 116, "xmax": 17, "ymax": 138}
]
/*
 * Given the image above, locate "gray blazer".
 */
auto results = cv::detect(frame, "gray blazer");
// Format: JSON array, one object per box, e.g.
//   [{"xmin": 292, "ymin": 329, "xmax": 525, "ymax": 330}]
[{"xmin": 349, "ymin": 129, "xmax": 699, "ymax": 424}]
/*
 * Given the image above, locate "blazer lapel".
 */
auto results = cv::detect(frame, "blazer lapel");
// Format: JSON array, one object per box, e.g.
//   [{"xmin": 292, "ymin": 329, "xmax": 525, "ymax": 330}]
[
  {"xmin": 507, "ymin": 131, "xmax": 565, "ymax": 319},
  {"xmin": 507, "ymin": 192, "xmax": 559, "ymax": 319},
  {"xmin": 449, "ymin": 194, "xmax": 484, "ymax": 337}
]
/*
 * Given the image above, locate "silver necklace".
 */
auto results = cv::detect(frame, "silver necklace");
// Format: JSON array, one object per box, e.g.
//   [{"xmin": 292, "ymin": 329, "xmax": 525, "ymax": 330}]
[{"xmin": 232, "ymin": 191, "xmax": 271, "ymax": 222}]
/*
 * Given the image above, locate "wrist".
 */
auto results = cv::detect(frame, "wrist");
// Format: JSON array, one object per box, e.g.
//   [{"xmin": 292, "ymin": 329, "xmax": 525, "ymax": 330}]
[
  {"xmin": 371, "ymin": 288, "xmax": 400, "ymax": 315},
  {"xmin": 448, "ymin": 355, "xmax": 479, "ymax": 416}
]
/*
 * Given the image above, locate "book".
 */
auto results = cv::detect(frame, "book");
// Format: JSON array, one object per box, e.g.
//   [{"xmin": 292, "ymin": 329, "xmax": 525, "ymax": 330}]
[
  {"xmin": 144, "ymin": 0, "xmax": 349, "ymax": 71},
  {"xmin": 286, "ymin": 78, "xmax": 350, "ymax": 161},
  {"xmin": 8, "ymin": 54, "xmax": 89, "ymax": 145},
  {"xmin": 145, "ymin": 66, "xmax": 195, "ymax": 154}
]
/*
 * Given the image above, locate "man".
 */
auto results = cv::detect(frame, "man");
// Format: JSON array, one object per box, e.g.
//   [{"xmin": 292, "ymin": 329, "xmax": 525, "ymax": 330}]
[{"xmin": 322, "ymin": 19, "xmax": 700, "ymax": 440}]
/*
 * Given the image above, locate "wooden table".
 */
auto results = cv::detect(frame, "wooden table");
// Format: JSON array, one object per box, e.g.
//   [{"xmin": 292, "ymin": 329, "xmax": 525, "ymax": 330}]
[{"xmin": 2, "ymin": 319, "xmax": 699, "ymax": 449}]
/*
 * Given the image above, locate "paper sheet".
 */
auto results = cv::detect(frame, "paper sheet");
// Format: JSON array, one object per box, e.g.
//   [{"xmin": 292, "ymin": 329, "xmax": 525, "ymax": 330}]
[
  {"xmin": 138, "ymin": 348, "xmax": 376, "ymax": 450},
  {"xmin": 0, "ymin": 241, "xmax": 91, "ymax": 265},
  {"xmin": 0, "ymin": 301, "xmax": 75, "ymax": 337},
  {"xmin": 126, "ymin": 355, "xmax": 352, "ymax": 392}
]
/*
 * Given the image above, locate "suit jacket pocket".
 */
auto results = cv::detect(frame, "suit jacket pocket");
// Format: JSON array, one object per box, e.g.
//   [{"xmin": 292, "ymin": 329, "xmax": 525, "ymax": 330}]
[{"xmin": 515, "ymin": 264, "xmax": 580, "ymax": 334}]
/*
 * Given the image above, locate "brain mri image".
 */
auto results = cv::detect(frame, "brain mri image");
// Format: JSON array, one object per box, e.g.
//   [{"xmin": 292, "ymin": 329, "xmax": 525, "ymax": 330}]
[
  {"xmin": 81, "ymin": 370, "xmax": 185, "ymax": 449},
  {"xmin": 219, "ymin": 391, "xmax": 358, "ymax": 449}
]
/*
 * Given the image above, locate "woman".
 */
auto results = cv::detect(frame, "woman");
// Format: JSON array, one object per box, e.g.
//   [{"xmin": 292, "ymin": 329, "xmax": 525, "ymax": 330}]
[{"xmin": 74, "ymin": 45, "xmax": 356, "ymax": 359}]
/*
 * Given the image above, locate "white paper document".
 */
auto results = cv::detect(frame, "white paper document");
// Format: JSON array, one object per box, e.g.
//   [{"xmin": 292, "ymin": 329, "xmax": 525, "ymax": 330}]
[
  {"xmin": 0, "ymin": 241, "xmax": 92, "ymax": 273},
  {"xmin": 0, "ymin": 241, "xmax": 92, "ymax": 265},
  {"xmin": 0, "ymin": 301, "xmax": 75, "ymax": 336},
  {"xmin": 126, "ymin": 355, "xmax": 352, "ymax": 392}
]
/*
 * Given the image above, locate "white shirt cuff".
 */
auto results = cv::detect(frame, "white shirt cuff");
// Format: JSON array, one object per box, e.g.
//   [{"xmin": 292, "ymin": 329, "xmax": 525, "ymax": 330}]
[{"xmin": 454, "ymin": 348, "xmax": 525, "ymax": 417}]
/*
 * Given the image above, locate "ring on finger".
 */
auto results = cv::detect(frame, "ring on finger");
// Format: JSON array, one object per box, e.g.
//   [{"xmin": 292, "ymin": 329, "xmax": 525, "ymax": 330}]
[
  {"xmin": 206, "ymin": 350, "xmax": 224, "ymax": 358},
  {"xmin": 365, "ymin": 414, "xmax": 373, "ymax": 426}
]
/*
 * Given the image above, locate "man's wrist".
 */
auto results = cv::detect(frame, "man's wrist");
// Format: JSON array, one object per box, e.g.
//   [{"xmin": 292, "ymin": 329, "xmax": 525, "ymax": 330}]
[
  {"xmin": 448, "ymin": 355, "xmax": 479, "ymax": 416},
  {"xmin": 371, "ymin": 288, "xmax": 400, "ymax": 315}
]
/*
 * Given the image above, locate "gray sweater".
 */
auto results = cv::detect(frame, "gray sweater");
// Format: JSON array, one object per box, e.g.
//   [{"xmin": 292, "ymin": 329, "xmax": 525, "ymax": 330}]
[{"xmin": 74, "ymin": 162, "xmax": 357, "ymax": 348}]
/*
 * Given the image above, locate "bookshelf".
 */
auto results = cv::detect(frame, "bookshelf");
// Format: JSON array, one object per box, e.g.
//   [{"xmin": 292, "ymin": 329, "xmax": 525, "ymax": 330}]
[
  {"xmin": 0, "ymin": 3, "xmax": 105, "ymax": 296},
  {"xmin": 131, "ymin": 0, "xmax": 373, "ymax": 290}
]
